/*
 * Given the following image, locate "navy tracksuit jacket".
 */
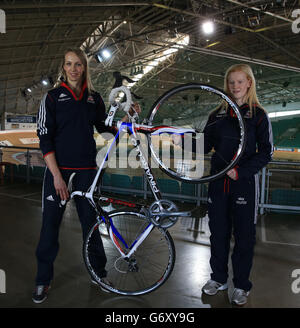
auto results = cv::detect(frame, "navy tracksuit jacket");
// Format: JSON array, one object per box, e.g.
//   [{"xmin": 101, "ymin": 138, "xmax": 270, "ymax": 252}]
[
  {"xmin": 204, "ymin": 103, "xmax": 273, "ymax": 291},
  {"xmin": 37, "ymin": 81, "xmax": 108, "ymax": 168},
  {"xmin": 35, "ymin": 82, "xmax": 109, "ymax": 285}
]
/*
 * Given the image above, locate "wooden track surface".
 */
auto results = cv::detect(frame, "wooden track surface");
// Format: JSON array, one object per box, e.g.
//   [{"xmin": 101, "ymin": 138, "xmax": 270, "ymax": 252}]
[
  {"xmin": 273, "ymin": 150, "xmax": 300, "ymax": 161},
  {"xmin": 0, "ymin": 130, "xmax": 42, "ymax": 165},
  {"xmin": 0, "ymin": 129, "xmax": 39, "ymax": 148}
]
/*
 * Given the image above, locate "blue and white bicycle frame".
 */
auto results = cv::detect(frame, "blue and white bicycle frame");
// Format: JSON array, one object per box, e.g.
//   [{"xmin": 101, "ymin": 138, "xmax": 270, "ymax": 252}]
[{"xmin": 69, "ymin": 118, "xmax": 193, "ymax": 258}]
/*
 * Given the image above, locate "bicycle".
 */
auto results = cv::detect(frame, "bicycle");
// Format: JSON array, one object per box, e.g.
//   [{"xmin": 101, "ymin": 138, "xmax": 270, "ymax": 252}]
[{"xmin": 65, "ymin": 82, "xmax": 245, "ymax": 296}]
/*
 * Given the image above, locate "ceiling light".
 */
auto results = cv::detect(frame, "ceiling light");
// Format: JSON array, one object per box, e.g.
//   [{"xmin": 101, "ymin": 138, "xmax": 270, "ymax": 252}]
[
  {"xmin": 101, "ymin": 49, "xmax": 111, "ymax": 59},
  {"xmin": 202, "ymin": 21, "xmax": 214, "ymax": 34},
  {"xmin": 94, "ymin": 49, "xmax": 111, "ymax": 63},
  {"xmin": 27, "ymin": 88, "xmax": 32, "ymax": 93},
  {"xmin": 42, "ymin": 79, "xmax": 48, "ymax": 86}
]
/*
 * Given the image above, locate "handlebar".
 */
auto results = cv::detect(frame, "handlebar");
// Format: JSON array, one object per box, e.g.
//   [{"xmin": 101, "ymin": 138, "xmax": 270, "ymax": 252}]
[
  {"xmin": 108, "ymin": 86, "xmax": 132, "ymax": 113},
  {"xmin": 105, "ymin": 85, "xmax": 133, "ymax": 126},
  {"xmin": 105, "ymin": 120, "xmax": 197, "ymax": 137}
]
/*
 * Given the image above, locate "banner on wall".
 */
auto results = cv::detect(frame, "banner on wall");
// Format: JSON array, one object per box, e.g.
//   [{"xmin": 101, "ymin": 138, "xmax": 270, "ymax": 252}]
[
  {"xmin": 6, "ymin": 115, "xmax": 36, "ymax": 123},
  {"xmin": 5, "ymin": 114, "xmax": 37, "ymax": 130}
]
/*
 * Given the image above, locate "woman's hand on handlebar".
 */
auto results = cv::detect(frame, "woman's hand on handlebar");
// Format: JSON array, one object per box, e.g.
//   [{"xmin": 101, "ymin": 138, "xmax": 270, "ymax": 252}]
[
  {"xmin": 122, "ymin": 102, "xmax": 141, "ymax": 122},
  {"xmin": 129, "ymin": 102, "xmax": 141, "ymax": 115}
]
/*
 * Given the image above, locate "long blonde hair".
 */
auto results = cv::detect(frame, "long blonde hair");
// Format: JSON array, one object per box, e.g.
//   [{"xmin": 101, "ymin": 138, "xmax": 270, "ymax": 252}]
[
  {"xmin": 55, "ymin": 48, "xmax": 94, "ymax": 93},
  {"xmin": 224, "ymin": 63, "xmax": 264, "ymax": 116}
]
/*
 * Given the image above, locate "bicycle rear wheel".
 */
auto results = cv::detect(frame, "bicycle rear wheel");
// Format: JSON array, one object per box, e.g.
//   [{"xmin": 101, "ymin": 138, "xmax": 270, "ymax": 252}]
[
  {"xmin": 146, "ymin": 83, "xmax": 246, "ymax": 183},
  {"xmin": 83, "ymin": 210, "xmax": 176, "ymax": 296}
]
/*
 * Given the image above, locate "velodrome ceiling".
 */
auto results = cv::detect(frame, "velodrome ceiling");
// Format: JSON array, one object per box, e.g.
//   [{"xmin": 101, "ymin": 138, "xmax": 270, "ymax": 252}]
[{"xmin": 1, "ymin": 0, "xmax": 300, "ymax": 119}]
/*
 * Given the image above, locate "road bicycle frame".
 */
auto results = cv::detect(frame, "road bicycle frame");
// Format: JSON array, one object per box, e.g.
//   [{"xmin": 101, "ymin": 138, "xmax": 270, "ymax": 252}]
[
  {"xmin": 69, "ymin": 120, "xmax": 193, "ymax": 257},
  {"xmin": 69, "ymin": 120, "xmax": 194, "ymax": 208}
]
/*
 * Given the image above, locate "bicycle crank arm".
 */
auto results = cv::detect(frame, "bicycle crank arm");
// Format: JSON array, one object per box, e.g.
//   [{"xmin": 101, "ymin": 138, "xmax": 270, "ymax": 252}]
[
  {"xmin": 157, "ymin": 211, "xmax": 191, "ymax": 218},
  {"xmin": 150, "ymin": 211, "xmax": 191, "ymax": 229}
]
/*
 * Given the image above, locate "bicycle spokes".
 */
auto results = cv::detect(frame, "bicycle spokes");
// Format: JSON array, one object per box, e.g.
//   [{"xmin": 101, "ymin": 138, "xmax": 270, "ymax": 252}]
[
  {"xmin": 147, "ymin": 83, "xmax": 245, "ymax": 183},
  {"xmin": 84, "ymin": 211, "xmax": 175, "ymax": 295}
]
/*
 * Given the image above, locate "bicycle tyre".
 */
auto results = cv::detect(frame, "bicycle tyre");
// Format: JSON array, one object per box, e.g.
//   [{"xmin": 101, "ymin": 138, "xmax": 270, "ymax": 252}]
[
  {"xmin": 146, "ymin": 83, "xmax": 246, "ymax": 183},
  {"xmin": 83, "ymin": 210, "xmax": 176, "ymax": 296}
]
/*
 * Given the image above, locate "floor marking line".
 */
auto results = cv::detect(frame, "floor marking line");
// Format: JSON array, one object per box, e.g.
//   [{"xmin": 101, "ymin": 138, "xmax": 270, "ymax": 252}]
[{"xmin": 0, "ymin": 192, "xmax": 41, "ymax": 203}]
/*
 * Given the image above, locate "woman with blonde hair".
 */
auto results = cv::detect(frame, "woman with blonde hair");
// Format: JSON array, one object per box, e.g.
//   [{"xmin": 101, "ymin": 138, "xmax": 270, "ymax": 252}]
[
  {"xmin": 55, "ymin": 47, "xmax": 94, "ymax": 93},
  {"xmin": 201, "ymin": 63, "xmax": 273, "ymax": 305},
  {"xmin": 33, "ymin": 48, "xmax": 139, "ymax": 303},
  {"xmin": 224, "ymin": 63, "xmax": 264, "ymax": 114}
]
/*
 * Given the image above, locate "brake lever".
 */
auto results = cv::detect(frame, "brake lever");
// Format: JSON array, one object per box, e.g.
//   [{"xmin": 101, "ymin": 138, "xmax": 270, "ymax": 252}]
[{"xmin": 105, "ymin": 102, "xmax": 119, "ymax": 127}]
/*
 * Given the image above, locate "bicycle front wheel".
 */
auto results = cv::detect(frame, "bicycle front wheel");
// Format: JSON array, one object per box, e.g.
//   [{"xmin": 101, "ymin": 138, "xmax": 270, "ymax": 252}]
[
  {"xmin": 147, "ymin": 83, "xmax": 246, "ymax": 183},
  {"xmin": 83, "ymin": 210, "xmax": 176, "ymax": 296}
]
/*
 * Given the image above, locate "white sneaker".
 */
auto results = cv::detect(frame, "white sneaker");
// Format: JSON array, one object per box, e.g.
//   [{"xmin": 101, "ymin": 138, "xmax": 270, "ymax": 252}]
[
  {"xmin": 231, "ymin": 288, "xmax": 250, "ymax": 306},
  {"xmin": 202, "ymin": 279, "xmax": 228, "ymax": 296}
]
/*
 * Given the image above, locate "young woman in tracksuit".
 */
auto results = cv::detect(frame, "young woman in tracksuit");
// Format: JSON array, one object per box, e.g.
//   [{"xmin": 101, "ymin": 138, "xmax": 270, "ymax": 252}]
[
  {"xmin": 33, "ymin": 48, "xmax": 139, "ymax": 303},
  {"xmin": 201, "ymin": 64, "xmax": 273, "ymax": 305}
]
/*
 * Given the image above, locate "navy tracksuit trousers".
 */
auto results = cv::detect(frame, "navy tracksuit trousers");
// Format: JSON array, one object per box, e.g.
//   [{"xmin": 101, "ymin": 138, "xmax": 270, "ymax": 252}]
[
  {"xmin": 35, "ymin": 168, "xmax": 107, "ymax": 285},
  {"xmin": 207, "ymin": 174, "xmax": 259, "ymax": 291}
]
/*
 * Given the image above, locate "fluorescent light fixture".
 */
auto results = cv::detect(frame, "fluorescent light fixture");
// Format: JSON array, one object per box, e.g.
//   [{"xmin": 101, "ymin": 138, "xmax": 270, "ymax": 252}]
[
  {"xmin": 42, "ymin": 79, "xmax": 48, "ymax": 86},
  {"xmin": 95, "ymin": 54, "xmax": 103, "ymax": 63},
  {"xmin": 269, "ymin": 110, "xmax": 300, "ymax": 118},
  {"xmin": 27, "ymin": 88, "xmax": 32, "ymax": 93},
  {"xmin": 202, "ymin": 21, "xmax": 214, "ymax": 34},
  {"xmin": 126, "ymin": 34, "xmax": 190, "ymax": 89}
]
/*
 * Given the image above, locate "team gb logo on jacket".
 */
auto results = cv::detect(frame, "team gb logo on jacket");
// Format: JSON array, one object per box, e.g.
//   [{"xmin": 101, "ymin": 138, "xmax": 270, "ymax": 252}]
[{"xmin": 87, "ymin": 96, "xmax": 95, "ymax": 104}]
